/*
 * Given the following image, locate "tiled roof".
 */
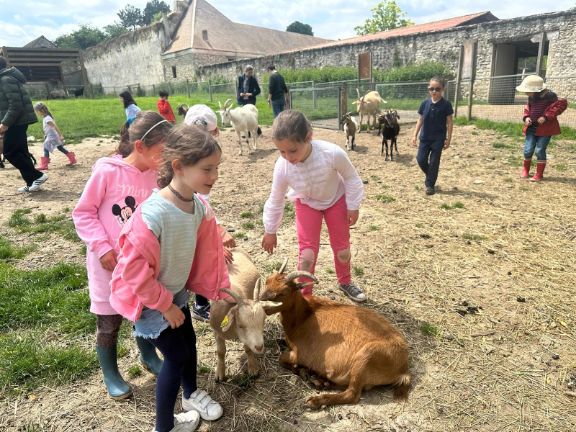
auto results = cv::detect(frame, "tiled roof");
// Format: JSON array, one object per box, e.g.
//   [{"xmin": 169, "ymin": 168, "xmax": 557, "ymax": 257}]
[
  {"xmin": 165, "ymin": 0, "xmax": 329, "ymax": 55},
  {"xmin": 284, "ymin": 12, "xmax": 498, "ymax": 52}
]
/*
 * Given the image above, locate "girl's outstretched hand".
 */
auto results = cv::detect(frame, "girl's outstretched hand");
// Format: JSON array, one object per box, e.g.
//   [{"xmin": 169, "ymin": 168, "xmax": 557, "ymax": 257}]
[
  {"xmin": 99, "ymin": 250, "xmax": 117, "ymax": 271},
  {"xmin": 222, "ymin": 231, "xmax": 236, "ymax": 248},
  {"xmin": 348, "ymin": 210, "xmax": 359, "ymax": 226},
  {"xmin": 163, "ymin": 304, "xmax": 185, "ymax": 329},
  {"xmin": 262, "ymin": 233, "xmax": 277, "ymax": 254},
  {"xmin": 223, "ymin": 247, "xmax": 234, "ymax": 264}
]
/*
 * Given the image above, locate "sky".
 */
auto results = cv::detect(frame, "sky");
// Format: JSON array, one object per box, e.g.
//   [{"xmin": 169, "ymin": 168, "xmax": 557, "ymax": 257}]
[{"xmin": 0, "ymin": 0, "xmax": 575, "ymax": 47}]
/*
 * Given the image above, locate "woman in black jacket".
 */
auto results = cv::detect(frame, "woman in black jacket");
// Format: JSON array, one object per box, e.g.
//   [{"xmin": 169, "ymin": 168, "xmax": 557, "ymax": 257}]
[{"xmin": 0, "ymin": 56, "xmax": 47, "ymax": 192}]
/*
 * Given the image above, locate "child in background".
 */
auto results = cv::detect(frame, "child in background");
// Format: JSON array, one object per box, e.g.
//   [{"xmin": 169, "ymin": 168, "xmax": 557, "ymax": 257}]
[
  {"xmin": 157, "ymin": 90, "xmax": 176, "ymax": 124},
  {"xmin": 33, "ymin": 102, "xmax": 76, "ymax": 170},
  {"xmin": 119, "ymin": 90, "xmax": 141, "ymax": 127},
  {"xmin": 261, "ymin": 110, "xmax": 367, "ymax": 303},
  {"xmin": 183, "ymin": 104, "xmax": 236, "ymax": 322},
  {"xmin": 412, "ymin": 76, "xmax": 454, "ymax": 196},
  {"xmin": 515, "ymin": 75, "xmax": 567, "ymax": 181},
  {"xmin": 73, "ymin": 112, "xmax": 172, "ymax": 400},
  {"xmin": 110, "ymin": 124, "xmax": 227, "ymax": 432}
]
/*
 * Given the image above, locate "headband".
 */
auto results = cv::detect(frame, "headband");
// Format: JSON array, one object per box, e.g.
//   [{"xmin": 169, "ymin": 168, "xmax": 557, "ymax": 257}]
[{"xmin": 140, "ymin": 119, "xmax": 170, "ymax": 142}]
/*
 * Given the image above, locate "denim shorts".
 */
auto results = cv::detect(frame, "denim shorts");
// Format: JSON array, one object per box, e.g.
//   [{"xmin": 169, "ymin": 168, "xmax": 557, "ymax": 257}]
[{"xmin": 133, "ymin": 288, "xmax": 190, "ymax": 339}]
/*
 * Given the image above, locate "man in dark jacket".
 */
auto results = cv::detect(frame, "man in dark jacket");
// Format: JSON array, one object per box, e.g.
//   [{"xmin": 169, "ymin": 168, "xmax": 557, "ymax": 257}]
[
  {"xmin": 0, "ymin": 56, "xmax": 47, "ymax": 192},
  {"xmin": 267, "ymin": 65, "xmax": 289, "ymax": 118},
  {"xmin": 237, "ymin": 65, "xmax": 261, "ymax": 106}
]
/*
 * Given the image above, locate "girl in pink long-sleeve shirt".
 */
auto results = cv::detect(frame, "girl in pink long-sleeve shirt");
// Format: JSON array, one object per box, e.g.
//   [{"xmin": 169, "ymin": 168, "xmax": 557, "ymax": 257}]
[
  {"xmin": 261, "ymin": 110, "xmax": 366, "ymax": 303},
  {"xmin": 72, "ymin": 111, "xmax": 172, "ymax": 400}
]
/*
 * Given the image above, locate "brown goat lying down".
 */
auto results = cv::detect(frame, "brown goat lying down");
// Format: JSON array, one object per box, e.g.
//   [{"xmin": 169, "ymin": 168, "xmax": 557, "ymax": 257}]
[{"xmin": 261, "ymin": 266, "xmax": 411, "ymax": 409}]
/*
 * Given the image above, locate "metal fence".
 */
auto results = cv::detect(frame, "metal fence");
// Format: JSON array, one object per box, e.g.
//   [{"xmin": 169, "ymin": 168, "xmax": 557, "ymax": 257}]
[{"xmin": 23, "ymin": 74, "xmax": 576, "ymax": 130}]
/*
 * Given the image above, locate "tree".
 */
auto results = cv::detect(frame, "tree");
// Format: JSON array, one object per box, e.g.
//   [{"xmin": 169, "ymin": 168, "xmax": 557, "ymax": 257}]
[
  {"xmin": 104, "ymin": 23, "xmax": 129, "ymax": 39},
  {"xmin": 54, "ymin": 25, "xmax": 106, "ymax": 49},
  {"xmin": 143, "ymin": 0, "xmax": 171, "ymax": 25},
  {"xmin": 354, "ymin": 0, "xmax": 414, "ymax": 35},
  {"xmin": 286, "ymin": 21, "xmax": 314, "ymax": 36},
  {"xmin": 118, "ymin": 4, "xmax": 144, "ymax": 30}
]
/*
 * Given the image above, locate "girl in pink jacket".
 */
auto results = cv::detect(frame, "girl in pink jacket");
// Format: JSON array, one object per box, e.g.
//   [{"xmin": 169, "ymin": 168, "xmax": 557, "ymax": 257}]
[
  {"xmin": 110, "ymin": 125, "xmax": 227, "ymax": 432},
  {"xmin": 72, "ymin": 112, "xmax": 172, "ymax": 400}
]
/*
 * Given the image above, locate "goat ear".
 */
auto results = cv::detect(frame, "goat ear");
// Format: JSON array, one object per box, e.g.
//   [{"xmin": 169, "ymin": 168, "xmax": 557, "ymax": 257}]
[
  {"xmin": 261, "ymin": 300, "xmax": 283, "ymax": 314},
  {"xmin": 221, "ymin": 308, "xmax": 236, "ymax": 332}
]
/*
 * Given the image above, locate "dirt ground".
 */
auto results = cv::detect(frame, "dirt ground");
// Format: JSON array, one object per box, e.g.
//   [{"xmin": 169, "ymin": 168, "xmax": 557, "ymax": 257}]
[{"xmin": 1, "ymin": 124, "xmax": 575, "ymax": 432}]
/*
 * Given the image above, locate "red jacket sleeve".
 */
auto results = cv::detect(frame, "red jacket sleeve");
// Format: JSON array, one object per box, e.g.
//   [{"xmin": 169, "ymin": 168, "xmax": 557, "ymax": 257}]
[{"xmin": 545, "ymin": 98, "xmax": 568, "ymax": 120}]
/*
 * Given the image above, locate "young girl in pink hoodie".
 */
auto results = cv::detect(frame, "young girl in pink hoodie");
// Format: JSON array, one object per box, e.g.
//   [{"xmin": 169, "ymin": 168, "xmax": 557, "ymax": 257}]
[
  {"xmin": 72, "ymin": 111, "xmax": 172, "ymax": 400},
  {"xmin": 110, "ymin": 124, "xmax": 228, "ymax": 432}
]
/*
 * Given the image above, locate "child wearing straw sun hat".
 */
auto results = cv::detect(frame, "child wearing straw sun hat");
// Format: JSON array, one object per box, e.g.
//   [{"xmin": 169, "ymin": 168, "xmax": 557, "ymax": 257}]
[{"xmin": 515, "ymin": 75, "xmax": 567, "ymax": 182}]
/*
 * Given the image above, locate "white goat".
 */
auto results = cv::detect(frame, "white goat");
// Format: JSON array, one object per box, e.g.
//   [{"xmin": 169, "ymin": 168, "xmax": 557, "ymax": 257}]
[
  {"xmin": 209, "ymin": 248, "xmax": 280, "ymax": 381},
  {"xmin": 219, "ymin": 99, "xmax": 260, "ymax": 155},
  {"xmin": 352, "ymin": 89, "xmax": 386, "ymax": 132}
]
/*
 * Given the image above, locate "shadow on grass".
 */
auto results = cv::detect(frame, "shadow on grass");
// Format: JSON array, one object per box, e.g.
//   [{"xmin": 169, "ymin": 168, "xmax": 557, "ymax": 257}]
[
  {"xmin": 437, "ymin": 187, "xmax": 497, "ymax": 199},
  {"xmin": 542, "ymin": 176, "xmax": 576, "ymax": 185}
]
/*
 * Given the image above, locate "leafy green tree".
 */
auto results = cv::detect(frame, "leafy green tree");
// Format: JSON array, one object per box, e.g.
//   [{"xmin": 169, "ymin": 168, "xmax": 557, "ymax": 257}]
[
  {"xmin": 118, "ymin": 4, "xmax": 144, "ymax": 30},
  {"xmin": 104, "ymin": 23, "xmax": 129, "ymax": 39},
  {"xmin": 355, "ymin": 0, "xmax": 414, "ymax": 35},
  {"xmin": 143, "ymin": 0, "xmax": 171, "ymax": 25},
  {"xmin": 54, "ymin": 25, "xmax": 106, "ymax": 49},
  {"xmin": 286, "ymin": 21, "xmax": 314, "ymax": 36}
]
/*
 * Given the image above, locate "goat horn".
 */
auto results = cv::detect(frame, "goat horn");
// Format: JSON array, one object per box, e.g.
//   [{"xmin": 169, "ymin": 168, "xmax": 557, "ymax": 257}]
[
  {"xmin": 356, "ymin": 88, "xmax": 360, "ymax": 98},
  {"xmin": 285, "ymin": 271, "xmax": 318, "ymax": 284},
  {"xmin": 224, "ymin": 98, "xmax": 232, "ymax": 109},
  {"xmin": 219, "ymin": 288, "xmax": 244, "ymax": 305},
  {"xmin": 218, "ymin": 101, "xmax": 222, "ymax": 109},
  {"xmin": 254, "ymin": 277, "xmax": 262, "ymax": 300},
  {"xmin": 278, "ymin": 258, "xmax": 288, "ymax": 274}
]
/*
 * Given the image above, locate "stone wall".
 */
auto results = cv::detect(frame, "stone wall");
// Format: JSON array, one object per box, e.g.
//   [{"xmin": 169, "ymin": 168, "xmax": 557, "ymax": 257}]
[
  {"xmin": 82, "ymin": 12, "xmax": 182, "ymax": 93},
  {"xmin": 193, "ymin": 10, "xmax": 576, "ymax": 99}
]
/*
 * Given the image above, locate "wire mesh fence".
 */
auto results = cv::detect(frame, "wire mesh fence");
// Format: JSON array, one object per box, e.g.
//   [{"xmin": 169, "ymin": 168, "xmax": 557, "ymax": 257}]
[{"xmin": 289, "ymin": 87, "xmax": 341, "ymax": 129}]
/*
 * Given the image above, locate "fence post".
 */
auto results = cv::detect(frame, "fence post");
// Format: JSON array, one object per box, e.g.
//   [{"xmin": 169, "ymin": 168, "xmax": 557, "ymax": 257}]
[
  {"xmin": 186, "ymin": 79, "xmax": 190, "ymax": 98},
  {"xmin": 338, "ymin": 86, "xmax": 345, "ymax": 130},
  {"xmin": 152, "ymin": 84, "xmax": 156, "ymax": 95},
  {"xmin": 209, "ymin": 80, "xmax": 213, "ymax": 102},
  {"xmin": 312, "ymin": 80, "xmax": 317, "ymax": 109},
  {"xmin": 466, "ymin": 42, "xmax": 477, "ymax": 121},
  {"xmin": 453, "ymin": 45, "xmax": 464, "ymax": 118}
]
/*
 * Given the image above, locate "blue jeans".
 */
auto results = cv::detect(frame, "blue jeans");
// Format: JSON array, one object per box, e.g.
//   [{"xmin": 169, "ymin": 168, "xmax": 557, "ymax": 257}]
[
  {"xmin": 271, "ymin": 99, "xmax": 285, "ymax": 118},
  {"xmin": 416, "ymin": 138, "xmax": 444, "ymax": 188},
  {"xmin": 523, "ymin": 133, "xmax": 551, "ymax": 161}
]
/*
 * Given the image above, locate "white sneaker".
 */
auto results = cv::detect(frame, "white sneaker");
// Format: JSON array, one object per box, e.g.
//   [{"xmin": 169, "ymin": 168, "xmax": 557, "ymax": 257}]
[
  {"xmin": 172, "ymin": 410, "xmax": 200, "ymax": 431},
  {"xmin": 28, "ymin": 173, "xmax": 48, "ymax": 192},
  {"xmin": 182, "ymin": 389, "xmax": 223, "ymax": 421},
  {"xmin": 18, "ymin": 185, "xmax": 31, "ymax": 193}
]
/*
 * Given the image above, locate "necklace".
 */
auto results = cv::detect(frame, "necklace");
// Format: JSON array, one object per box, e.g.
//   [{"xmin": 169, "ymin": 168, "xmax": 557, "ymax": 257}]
[{"xmin": 168, "ymin": 184, "xmax": 194, "ymax": 202}]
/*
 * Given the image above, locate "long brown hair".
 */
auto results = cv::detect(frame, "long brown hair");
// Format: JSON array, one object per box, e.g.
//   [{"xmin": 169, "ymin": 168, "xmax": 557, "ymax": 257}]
[
  {"xmin": 158, "ymin": 124, "xmax": 221, "ymax": 188},
  {"xmin": 116, "ymin": 111, "xmax": 172, "ymax": 157},
  {"xmin": 271, "ymin": 109, "xmax": 312, "ymax": 143}
]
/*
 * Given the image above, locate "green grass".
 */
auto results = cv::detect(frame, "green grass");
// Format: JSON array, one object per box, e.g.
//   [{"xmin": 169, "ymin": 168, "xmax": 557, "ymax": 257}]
[
  {"xmin": 441, "ymin": 202, "xmax": 465, "ymax": 210},
  {"xmin": 240, "ymin": 211, "xmax": 254, "ymax": 219},
  {"xmin": 368, "ymin": 224, "xmax": 380, "ymax": 231},
  {"xmin": 0, "ymin": 331, "xmax": 97, "ymax": 395},
  {"xmin": 8, "ymin": 209, "xmax": 79, "ymax": 242},
  {"xmin": 454, "ymin": 116, "xmax": 576, "ymax": 140},
  {"xmin": 127, "ymin": 365, "xmax": 143, "ymax": 379},
  {"xmin": 241, "ymin": 221, "xmax": 255, "ymax": 230},
  {"xmin": 352, "ymin": 266, "xmax": 365, "ymax": 277},
  {"xmin": 555, "ymin": 164, "xmax": 568, "ymax": 172},
  {"xmin": 375, "ymin": 194, "xmax": 396, "ymax": 203},
  {"xmin": 420, "ymin": 322, "xmax": 440, "ymax": 337},
  {"xmin": 233, "ymin": 231, "xmax": 248, "ymax": 241},
  {"xmin": 0, "ymin": 262, "xmax": 92, "ymax": 334},
  {"xmin": 263, "ymin": 260, "xmax": 284, "ymax": 274},
  {"xmin": 0, "ymin": 236, "xmax": 33, "ymax": 260},
  {"xmin": 492, "ymin": 142, "xmax": 512, "ymax": 149},
  {"xmin": 26, "ymin": 94, "xmax": 276, "ymax": 144}
]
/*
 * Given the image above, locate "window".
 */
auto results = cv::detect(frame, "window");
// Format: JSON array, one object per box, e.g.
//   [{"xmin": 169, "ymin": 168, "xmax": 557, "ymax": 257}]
[{"xmin": 171, "ymin": 66, "xmax": 177, "ymax": 79}]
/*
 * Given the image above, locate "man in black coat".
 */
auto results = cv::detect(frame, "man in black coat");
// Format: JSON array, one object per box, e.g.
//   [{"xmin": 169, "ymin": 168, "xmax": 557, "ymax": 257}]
[
  {"xmin": 0, "ymin": 56, "xmax": 47, "ymax": 192},
  {"xmin": 237, "ymin": 65, "xmax": 261, "ymax": 106},
  {"xmin": 267, "ymin": 64, "xmax": 289, "ymax": 118}
]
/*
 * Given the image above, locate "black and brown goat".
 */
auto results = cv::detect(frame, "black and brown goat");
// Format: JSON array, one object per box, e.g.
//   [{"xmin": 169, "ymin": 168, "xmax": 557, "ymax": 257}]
[
  {"xmin": 177, "ymin": 103, "xmax": 189, "ymax": 117},
  {"xmin": 377, "ymin": 110, "xmax": 400, "ymax": 161},
  {"xmin": 260, "ymin": 263, "xmax": 411, "ymax": 409},
  {"xmin": 339, "ymin": 112, "xmax": 358, "ymax": 151}
]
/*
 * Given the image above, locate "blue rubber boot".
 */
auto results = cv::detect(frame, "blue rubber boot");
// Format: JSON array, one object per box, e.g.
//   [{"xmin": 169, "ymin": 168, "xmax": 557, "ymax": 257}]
[
  {"xmin": 135, "ymin": 336, "xmax": 163, "ymax": 376},
  {"xmin": 96, "ymin": 345, "xmax": 133, "ymax": 400}
]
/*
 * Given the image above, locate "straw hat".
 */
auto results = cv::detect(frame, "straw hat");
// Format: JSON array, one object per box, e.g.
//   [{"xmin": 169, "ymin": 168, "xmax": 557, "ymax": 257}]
[{"xmin": 516, "ymin": 75, "xmax": 547, "ymax": 92}]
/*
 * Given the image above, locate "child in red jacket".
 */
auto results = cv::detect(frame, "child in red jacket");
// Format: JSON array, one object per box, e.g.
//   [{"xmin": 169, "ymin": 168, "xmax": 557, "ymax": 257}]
[
  {"xmin": 516, "ymin": 75, "xmax": 567, "ymax": 181},
  {"xmin": 157, "ymin": 90, "xmax": 176, "ymax": 124}
]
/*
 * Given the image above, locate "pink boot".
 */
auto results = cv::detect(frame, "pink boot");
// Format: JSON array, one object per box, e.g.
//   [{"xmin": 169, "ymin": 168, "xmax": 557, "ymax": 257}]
[
  {"xmin": 530, "ymin": 161, "xmax": 546, "ymax": 182},
  {"xmin": 521, "ymin": 159, "xmax": 531, "ymax": 179},
  {"xmin": 66, "ymin": 151, "xmax": 77, "ymax": 166},
  {"xmin": 38, "ymin": 156, "xmax": 50, "ymax": 170}
]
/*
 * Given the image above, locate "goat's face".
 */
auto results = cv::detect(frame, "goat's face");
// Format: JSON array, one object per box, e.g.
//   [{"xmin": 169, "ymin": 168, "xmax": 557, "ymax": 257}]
[
  {"xmin": 340, "ymin": 112, "xmax": 353, "ymax": 127},
  {"xmin": 260, "ymin": 273, "xmax": 296, "ymax": 304},
  {"xmin": 380, "ymin": 110, "xmax": 400, "ymax": 128},
  {"xmin": 226, "ymin": 300, "xmax": 268, "ymax": 354}
]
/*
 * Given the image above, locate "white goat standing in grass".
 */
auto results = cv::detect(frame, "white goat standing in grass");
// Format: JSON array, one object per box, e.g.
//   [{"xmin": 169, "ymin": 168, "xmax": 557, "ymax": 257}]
[
  {"xmin": 352, "ymin": 89, "xmax": 386, "ymax": 132},
  {"xmin": 219, "ymin": 99, "xmax": 260, "ymax": 155}
]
